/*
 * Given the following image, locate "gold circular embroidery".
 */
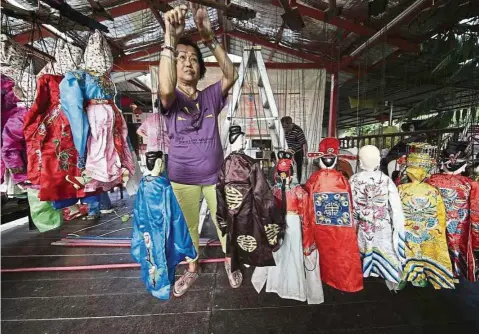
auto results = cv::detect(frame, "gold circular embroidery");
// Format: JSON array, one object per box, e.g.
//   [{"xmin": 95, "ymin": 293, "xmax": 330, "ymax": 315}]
[
  {"xmin": 225, "ymin": 185, "xmax": 243, "ymax": 210},
  {"xmin": 237, "ymin": 235, "xmax": 257, "ymax": 252},
  {"xmin": 264, "ymin": 224, "xmax": 280, "ymax": 246}
]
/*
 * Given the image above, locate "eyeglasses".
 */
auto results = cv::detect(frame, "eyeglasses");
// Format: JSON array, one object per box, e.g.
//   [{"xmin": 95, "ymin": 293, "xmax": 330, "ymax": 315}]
[{"xmin": 177, "ymin": 51, "xmax": 199, "ymax": 64}]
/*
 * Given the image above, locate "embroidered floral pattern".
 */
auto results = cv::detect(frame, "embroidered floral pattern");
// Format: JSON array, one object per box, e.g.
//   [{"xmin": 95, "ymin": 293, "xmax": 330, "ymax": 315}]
[
  {"xmin": 143, "ymin": 232, "xmax": 160, "ymax": 287},
  {"xmin": 402, "ymin": 193, "xmax": 440, "ymax": 244},
  {"xmin": 313, "ymin": 192, "xmax": 351, "ymax": 226},
  {"xmin": 53, "ymin": 139, "xmax": 75, "ymax": 172},
  {"xmin": 427, "ymin": 174, "xmax": 477, "ymax": 281},
  {"xmin": 351, "ymin": 178, "xmax": 389, "ymax": 240},
  {"xmin": 398, "ymin": 178, "xmax": 455, "ymax": 289},
  {"xmin": 83, "ymin": 30, "xmax": 113, "ymax": 75}
]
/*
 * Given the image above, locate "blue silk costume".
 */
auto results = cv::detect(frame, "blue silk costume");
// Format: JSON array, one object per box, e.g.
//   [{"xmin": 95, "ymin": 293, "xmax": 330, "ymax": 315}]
[
  {"xmin": 60, "ymin": 70, "xmax": 115, "ymax": 166},
  {"xmin": 131, "ymin": 175, "xmax": 197, "ymax": 300}
]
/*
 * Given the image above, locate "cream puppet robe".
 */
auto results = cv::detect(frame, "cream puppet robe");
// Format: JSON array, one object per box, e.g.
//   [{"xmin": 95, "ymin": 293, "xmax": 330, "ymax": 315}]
[
  {"xmin": 350, "ymin": 170, "xmax": 406, "ymax": 289},
  {"xmin": 252, "ymin": 155, "xmax": 324, "ymax": 304}
]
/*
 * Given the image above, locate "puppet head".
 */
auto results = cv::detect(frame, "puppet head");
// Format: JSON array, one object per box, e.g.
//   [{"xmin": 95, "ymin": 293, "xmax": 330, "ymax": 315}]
[
  {"xmin": 406, "ymin": 166, "xmax": 427, "ymax": 183},
  {"xmin": 54, "ymin": 40, "xmax": 83, "ymax": 75},
  {"xmin": 318, "ymin": 137, "xmax": 340, "ymax": 169},
  {"xmin": 83, "ymin": 30, "xmax": 113, "ymax": 75},
  {"xmin": 229, "ymin": 125, "xmax": 245, "ymax": 152},
  {"xmin": 145, "ymin": 151, "xmax": 166, "ymax": 176},
  {"xmin": 441, "ymin": 141, "xmax": 469, "ymax": 175},
  {"xmin": 359, "ymin": 145, "xmax": 381, "ymax": 171},
  {"xmin": 0, "ymin": 34, "xmax": 28, "ymax": 80},
  {"xmin": 275, "ymin": 150, "xmax": 294, "ymax": 185}
]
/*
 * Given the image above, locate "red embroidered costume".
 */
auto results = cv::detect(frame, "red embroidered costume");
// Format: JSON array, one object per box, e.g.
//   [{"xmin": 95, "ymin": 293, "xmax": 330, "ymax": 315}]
[
  {"xmin": 426, "ymin": 174, "xmax": 479, "ymax": 282},
  {"xmin": 23, "ymin": 74, "xmax": 82, "ymax": 201},
  {"xmin": 303, "ymin": 138, "xmax": 363, "ymax": 292}
]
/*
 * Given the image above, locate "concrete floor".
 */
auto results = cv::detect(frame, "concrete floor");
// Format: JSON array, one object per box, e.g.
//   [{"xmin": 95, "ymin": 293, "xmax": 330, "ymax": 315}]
[{"xmin": 2, "ymin": 198, "xmax": 479, "ymax": 333}]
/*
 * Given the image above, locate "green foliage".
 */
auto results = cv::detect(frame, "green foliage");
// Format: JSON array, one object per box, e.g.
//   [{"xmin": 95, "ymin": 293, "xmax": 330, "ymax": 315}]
[{"xmin": 404, "ymin": 23, "xmax": 479, "ymax": 121}]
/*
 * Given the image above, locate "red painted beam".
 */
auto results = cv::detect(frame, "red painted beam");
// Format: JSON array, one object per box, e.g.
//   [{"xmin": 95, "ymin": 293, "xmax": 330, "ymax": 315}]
[
  {"xmin": 13, "ymin": 26, "xmax": 56, "ymax": 44},
  {"xmin": 13, "ymin": 1, "xmax": 152, "ymax": 44},
  {"xmin": 227, "ymin": 30, "xmax": 333, "ymax": 71},
  {"xmin": 271, "ymin": 1, "xmax": 419, "ymax": 53},
  {"xmin": 108, "ymin": 1, "xmax": 150, "ymax": 18},
  {"xmin": 113, "ymin": 61, "xmax": 326, "ymax": 72}
]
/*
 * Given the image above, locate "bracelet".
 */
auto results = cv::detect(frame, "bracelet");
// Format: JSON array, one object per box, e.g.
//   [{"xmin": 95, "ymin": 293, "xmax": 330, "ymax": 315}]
[
  {"xmin": 162, "ymin": 45, "xmax": 178, "ymax": 56},
  {"xmin": 204, "ymin": 37, "xmax": 218, "ymax": 50}
]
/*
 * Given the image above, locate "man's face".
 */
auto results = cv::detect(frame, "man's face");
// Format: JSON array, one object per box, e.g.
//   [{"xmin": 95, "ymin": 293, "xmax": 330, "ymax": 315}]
[
  {"xmin": 176, "ymin": 44, "xmax": 200, "ymax": 84},
  {"xmin": 282, "ymin": 122, "xmax": 293, "ymax": 133}
]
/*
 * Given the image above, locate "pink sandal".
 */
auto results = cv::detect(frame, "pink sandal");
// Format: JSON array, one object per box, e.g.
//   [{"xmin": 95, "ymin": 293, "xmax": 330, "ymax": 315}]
[{"xmin": 173, "ymin": 270, "xmax": 200, "ymax": 297}]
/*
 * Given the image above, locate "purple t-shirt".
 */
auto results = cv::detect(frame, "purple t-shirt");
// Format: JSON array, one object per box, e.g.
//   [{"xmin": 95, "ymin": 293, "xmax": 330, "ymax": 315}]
[{"xmin": 162, "ymin": 81, "xmax": 226, "ymax": 185}]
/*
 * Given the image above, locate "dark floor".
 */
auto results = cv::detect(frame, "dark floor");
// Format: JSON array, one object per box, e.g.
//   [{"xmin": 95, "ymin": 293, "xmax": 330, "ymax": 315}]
[{"xmin": 2, "ymin": 196, "xmax": 479, "ymax": 334}]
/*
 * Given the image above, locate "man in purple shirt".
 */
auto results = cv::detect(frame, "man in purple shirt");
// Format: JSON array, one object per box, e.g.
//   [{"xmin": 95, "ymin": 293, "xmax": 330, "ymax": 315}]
[{"xmin": 159, "ymin": 4, "xmax": 241, "ymax": 297}]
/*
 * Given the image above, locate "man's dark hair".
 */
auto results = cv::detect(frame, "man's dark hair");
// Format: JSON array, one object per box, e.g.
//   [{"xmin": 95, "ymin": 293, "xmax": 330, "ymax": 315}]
[
  {"xmin": 177, "ymin": 37, "xmax": 206, "ymax": 79},
  {"xmin": 281, "ymin": 116, "xmax": 292, "ymax": 126}
]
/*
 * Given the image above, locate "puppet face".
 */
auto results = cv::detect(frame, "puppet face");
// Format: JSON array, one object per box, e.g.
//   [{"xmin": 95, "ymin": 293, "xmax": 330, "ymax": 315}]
[
  {"xmin": 319, "ymin": 156, "xmax": 337, "ymax": 169},
  {"xmin": 276, "ymin": 157, "xmax": 294, "ymax": 185},
  {"xmin": 145, "ymin": 151, "xmax": 165, "ymax": 175},
  {"xmin": 151, "ymin": 158, "xmax": 165, "ymax": 176},
  {"xmin": 359, "ymin": 145, "xmax": 380, "ymax": 171}
]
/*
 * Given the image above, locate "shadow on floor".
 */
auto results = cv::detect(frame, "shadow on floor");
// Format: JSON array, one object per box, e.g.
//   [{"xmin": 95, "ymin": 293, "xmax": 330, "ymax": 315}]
[{"xmin": 1, "ymin": 199, "xmax": 479, "ymax": 334}]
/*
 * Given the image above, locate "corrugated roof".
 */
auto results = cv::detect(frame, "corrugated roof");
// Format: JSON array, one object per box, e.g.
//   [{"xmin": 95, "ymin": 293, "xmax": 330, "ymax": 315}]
[{"xmin": 2, "ymin": 0, "xmax": 478, "ymax": 129}]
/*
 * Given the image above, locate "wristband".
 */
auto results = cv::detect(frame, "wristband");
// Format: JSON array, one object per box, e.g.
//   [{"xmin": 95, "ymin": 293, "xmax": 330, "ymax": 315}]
[
  {"xmin": 204, "ymin": 37, "xmax": 218, "ymax": 50},
  {"xmin": 162, "ymin": 45, "xmax": 178, "ymax": 56}
]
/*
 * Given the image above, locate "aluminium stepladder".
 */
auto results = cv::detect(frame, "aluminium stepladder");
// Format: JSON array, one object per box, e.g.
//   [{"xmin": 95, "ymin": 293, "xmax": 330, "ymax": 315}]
[{"xmin": 198, "ymin": 45, "xmax": 285, "ymax": 233}]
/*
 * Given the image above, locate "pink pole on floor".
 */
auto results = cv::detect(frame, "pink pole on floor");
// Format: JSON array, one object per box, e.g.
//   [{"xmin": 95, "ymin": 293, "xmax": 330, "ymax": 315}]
[
  {"xmin": 51, "ymin": 242, "xmax": 131, "ymax": 247},
  {"xmin": 53, "ymin": 240, "xmax": 222, "ymax": 247},
  {"xmin": 1, "ymin": 258, "xmax": 225, "ymax": 273}
]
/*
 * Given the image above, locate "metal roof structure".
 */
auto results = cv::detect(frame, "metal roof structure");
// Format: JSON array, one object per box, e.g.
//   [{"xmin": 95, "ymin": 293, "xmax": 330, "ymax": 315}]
[{"xmin": 2, "ymin": 0, "xmax": 479, "ymax": 129}]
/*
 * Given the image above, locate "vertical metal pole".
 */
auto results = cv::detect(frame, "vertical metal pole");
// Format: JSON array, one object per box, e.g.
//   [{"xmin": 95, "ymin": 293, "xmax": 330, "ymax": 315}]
[
  {"xmin": 389, "ymin": 101, "xmax": 394, "ymax": 126},
  {"xmin": 328, "ymin": 70, "xmax": 338, "ymax": 137}
]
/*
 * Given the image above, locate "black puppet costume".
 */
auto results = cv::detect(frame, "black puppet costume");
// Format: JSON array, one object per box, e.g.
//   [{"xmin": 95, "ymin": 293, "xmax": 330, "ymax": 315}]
[{"xmin": 216, "ymin": 126, "xmax": 286, "ymax": 272}]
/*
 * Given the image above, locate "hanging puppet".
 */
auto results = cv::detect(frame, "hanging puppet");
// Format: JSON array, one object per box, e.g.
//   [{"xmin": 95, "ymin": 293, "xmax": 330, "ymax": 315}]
[
  {"xmin": 137, "ymin": 98, "xmax": 170, "ymax": 174},
  {"xmin": 1, "ymin": 68, "xmax": 38, "ymax": 195},
  {"xmin": 349, "ymin": 145, "xmax": 406, "ymax": 290},
  {"xmin": 303, "ymin": 137, "xmax": 363, "ymax": 293},
  {"xmin": 398, "ymin": 166, "xmax": 455, "ymax": 289},
  {"xmin": 23, "ymin": 40, "xmax": 85, "ymax": 202},
  {"xmin": 216, "ymin": 125, "xmax": 286, "ymax": 273},
  {"xmin": 0, "ymin": 35, "xmax": 30, "ymax": 193},
  {"xmin": 251, "ymin": 151, "xmax": 324, "ymax": 304},
  {"xmin": 60, "ymin": 30, "xmax": 135, "ymax": 193},
  {"xmin": 1, "ymin": 75, "xmax": 21, "ymax": 186},
  {"xmin": 425, "ymin": 142, "xmax": 479, "ymax": 282},
  {"xmin": 131, "ymin": 150, "xmax": 196, "ymax": 300}
]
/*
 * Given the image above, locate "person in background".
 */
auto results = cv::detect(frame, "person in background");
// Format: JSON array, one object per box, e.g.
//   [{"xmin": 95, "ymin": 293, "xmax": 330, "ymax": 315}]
[
  {"xmin": 99, "ymin": 192, "xmax": 113, "ymax": 214},
  {"xmin": 281, "ymin": 116, "xmax": 308, "ymax": 183},
  {"xmin": 159, "ymin": 4, "xmax": 239, "ymax": 296}
]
